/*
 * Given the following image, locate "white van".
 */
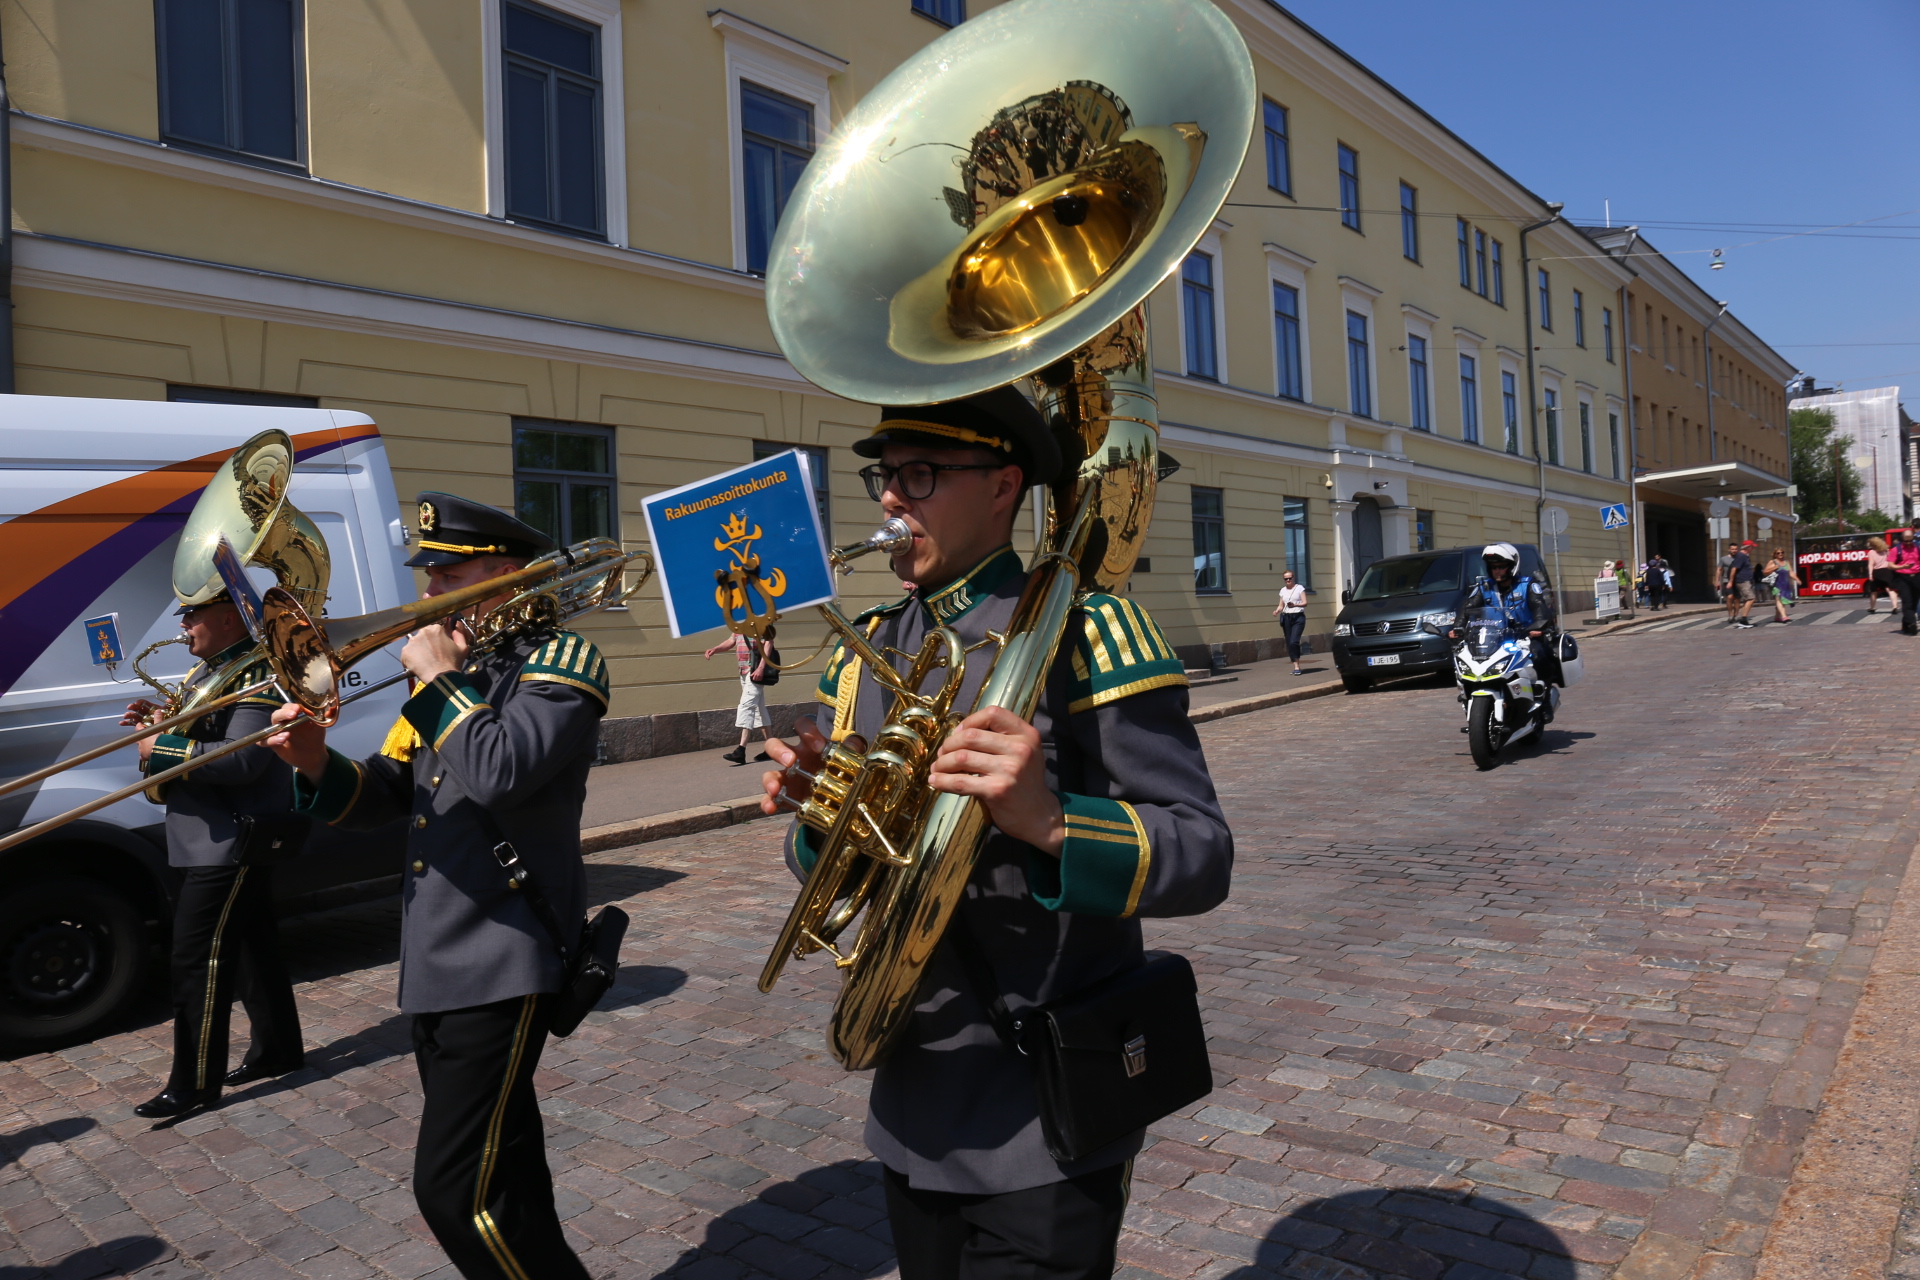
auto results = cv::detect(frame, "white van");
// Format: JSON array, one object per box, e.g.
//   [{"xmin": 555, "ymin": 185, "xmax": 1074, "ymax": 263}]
[{"xmin": 0, "ymin": 396, "xmax": 415, "ymax": 1049}]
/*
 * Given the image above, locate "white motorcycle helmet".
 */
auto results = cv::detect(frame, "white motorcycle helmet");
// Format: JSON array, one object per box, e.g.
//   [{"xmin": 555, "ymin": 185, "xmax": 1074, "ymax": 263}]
[{"xmin": 1482, "ymin": 542, "xmax": 1520, "ymax": 576}]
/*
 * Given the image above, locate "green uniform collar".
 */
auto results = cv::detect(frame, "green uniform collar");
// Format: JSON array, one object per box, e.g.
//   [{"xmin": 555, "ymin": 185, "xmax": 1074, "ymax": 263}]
[{"xmin": 920, "ymin": 545, "xmax": 1024, "ymax": 626}]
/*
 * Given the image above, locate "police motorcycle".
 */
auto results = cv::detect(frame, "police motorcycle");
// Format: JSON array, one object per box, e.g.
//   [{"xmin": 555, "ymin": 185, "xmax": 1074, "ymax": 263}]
[{"xmin": 1421, "ymin": 544, "xmax": 1582, "ymax": 770}]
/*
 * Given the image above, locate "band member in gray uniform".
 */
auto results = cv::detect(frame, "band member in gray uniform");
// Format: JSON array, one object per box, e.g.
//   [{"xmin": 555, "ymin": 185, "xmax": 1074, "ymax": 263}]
[
  {"xmin": 266, "ymin": 494, "xmax": 602, "ymax": 1280},
  {"xmin": 126, "ymin": 592, "xmax": 304, "ymax": 1120},
  {"xmin": 763, "ymin": 389, "xmax": 1234, "ymax": 1279}
]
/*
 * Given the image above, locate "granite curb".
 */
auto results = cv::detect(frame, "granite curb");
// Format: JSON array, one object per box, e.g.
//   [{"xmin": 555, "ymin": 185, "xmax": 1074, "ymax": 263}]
[{"xmin": 579, "ymin": 673, "xmax": 1356, "ymax": 854}]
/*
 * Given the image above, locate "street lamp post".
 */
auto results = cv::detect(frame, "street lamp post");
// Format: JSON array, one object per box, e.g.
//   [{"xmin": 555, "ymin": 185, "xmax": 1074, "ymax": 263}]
[{"xmin": 1519, "ymin": 202, "xmax": 1565, "ymax": 544}]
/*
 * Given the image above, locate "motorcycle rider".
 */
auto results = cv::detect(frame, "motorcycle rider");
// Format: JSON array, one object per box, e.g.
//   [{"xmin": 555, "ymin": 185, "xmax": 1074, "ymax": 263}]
[{"xmin": 1450, "ymin": 543, "xmax": 1564, "ymax": 703}]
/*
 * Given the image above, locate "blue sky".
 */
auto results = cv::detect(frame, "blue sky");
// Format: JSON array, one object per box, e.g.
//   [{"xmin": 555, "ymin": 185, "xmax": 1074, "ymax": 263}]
[{"xmin": 1275, "ymin": 0, "xmax": 1920, "ymax": 398}]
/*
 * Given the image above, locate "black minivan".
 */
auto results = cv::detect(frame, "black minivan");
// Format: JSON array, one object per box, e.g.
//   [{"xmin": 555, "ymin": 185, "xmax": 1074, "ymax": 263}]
[{"xmin": 1330, "ymin": 544, "xmax": 1550, "ymax": 692}]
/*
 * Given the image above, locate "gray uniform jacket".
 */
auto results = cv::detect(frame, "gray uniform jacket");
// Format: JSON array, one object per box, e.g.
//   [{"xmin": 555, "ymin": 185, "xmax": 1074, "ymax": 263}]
[
  {"xmin": 789, "ymin": 546, "xmax": 1233, "ymax": 1194},
  {"xmin": 297, "ymin": 630, "xmax": 609, "ymax": 1015},
  {"xmin": 143, "ymin": 641, "xmax": 293, "ymax": 869}
]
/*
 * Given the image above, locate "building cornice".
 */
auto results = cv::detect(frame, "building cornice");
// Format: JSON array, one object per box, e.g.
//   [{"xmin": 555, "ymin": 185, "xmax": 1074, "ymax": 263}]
[
  {"xmin": 16, "ymin": 234, "xmax": 810, "ymax": 393},
  {"xmin": 1400, "ymin": 302, "xmax": 1439, "ymax": 324},
  {"xmin": 11, "ymin": 110, "xmax": 770, "ymax": 300},
  {"xmin": 1337, "ymin": 274, "xmax": 1383, "ymax": 300},
  {"xmin": 707, "ymin": 10, "xmax": 848, "ymax": 72},
  {"xmin": 1262, "ymin": 241, "xmax": 1316, "ymax": 272}
]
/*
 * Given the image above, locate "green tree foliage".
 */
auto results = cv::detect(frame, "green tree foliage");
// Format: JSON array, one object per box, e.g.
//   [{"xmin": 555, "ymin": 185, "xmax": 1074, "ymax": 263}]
[{"xmin": 1790, "ymin": 408, "xmax": 1862, "ymax": 525}]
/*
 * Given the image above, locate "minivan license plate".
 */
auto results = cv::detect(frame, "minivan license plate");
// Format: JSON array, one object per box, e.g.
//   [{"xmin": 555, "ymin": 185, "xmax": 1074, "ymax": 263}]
[{"xmin": 1366, "ymin": 654, "xmax": 1401, "ymax": 667}]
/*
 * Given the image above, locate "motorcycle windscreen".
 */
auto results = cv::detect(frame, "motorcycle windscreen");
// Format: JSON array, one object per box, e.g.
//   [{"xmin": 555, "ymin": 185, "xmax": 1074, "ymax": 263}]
[{"xmin": 1463, "ymin": 606, "xmax": 1511, "ymax": 661}]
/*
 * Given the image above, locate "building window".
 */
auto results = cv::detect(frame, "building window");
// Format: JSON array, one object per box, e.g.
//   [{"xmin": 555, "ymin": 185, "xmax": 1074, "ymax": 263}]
[
  {"xmin": 1544, "ymin": 387, "xmax": 1560, "ymax": 465},
  {"xmin": 514, "ymin": 419, "xmax": 616, "ymax": 545},
  {"xmin": 1283, "ymin": 497, "xmax": 1310, "ymax": 589},
  {"xmin": 1458, "ymin": 355, "xmax": 1479, "ymax": 444},
  {"xmin": 1263, "ymin": 100, "xmax": 1291, "ymax": 195},
  {"xmin": 1572, "ymin": 290, "xmax": 1586, "ymax": 347},
  {"xmin": 1456, "ymin": 219, "xmax": 1471, "ymax": 288},
  {"xmin": 1608, "ymin": 411, "xmax": 1622, "ymax": 479},
  {"xmin": 156, "ymin": 0, "xmax": 303, "ymax": 167},
  {"xmin": 1537, "ymin": 268, "xmax": 1552, "ymax": 330},
  {"xmin": 1407, "ymin": 334, "xmax": 1430, "ymax": 431},
  {"xmin": 503, "ymin": 1, "xmax": 605, "ymax": 238},
  {"xmin": 741, "ymin": 82, "xmax": 814, "ymax": 274},
  {"xmin": 1337, "ymin": 144, "xmax": 1360, "ymax": 231},
  {"xmin": 1474, "ymin": 230, "xmax": 1488, "ymax": 297},
  {"xmin": 754, "ymin": 440, "xmax": 830, "ymax": 533},
  {"xmin": 1191, "ymin": 487, "xmax": 1226, "ymax": 593},
  {"xmin": 911, "ymin": 0, "xmax": 964, "ymax": 25},
  {"xmin": 1272, "ymin": 282, "xmax": 1303, "ymax": 401},
  {"xmin": 1415, "ymin": 509, "xmax": 1435, "ymax": 552},
  {"xmin": 1345, "ymin": 311, "xmax": 1371, "ymax": 417},
  {"xmin": 1602, "ymin": 307, "xmax": 1614, "ymax": 362},
  {"xmin": 1502, "ymin": 371, "xmax": 1519, "ymax": 454},
  {"xmin": 1182, "ymin": 252, "xmax": 1218, "ymax": 381},
  {"xmin": 1579, "ymin": 400, "xmax": 1593, "ymax": 472},
  {"xmin": 1399, "ymin": 182, "xmax": 1418, "ymax": 261},
  {"xmin": 1489, "ymin": 240, "xmax": 1504, "ymax": 305}
]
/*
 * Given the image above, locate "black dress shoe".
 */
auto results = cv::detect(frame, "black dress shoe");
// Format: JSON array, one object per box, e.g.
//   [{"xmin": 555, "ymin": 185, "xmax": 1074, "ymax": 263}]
[
  {"xmin": 133, "ymin": 1087, "xmax": 220, "ymax": 1119},
  {"xmin": 224, "ymin": 1059, "xmax": 304, "ymax": 1087}
]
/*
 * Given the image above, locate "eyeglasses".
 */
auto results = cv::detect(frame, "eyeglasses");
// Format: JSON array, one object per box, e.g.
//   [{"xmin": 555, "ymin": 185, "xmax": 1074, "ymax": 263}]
[{"xmin": 859, "ymin": 461, "xmax": 1005, "ymax": 502}]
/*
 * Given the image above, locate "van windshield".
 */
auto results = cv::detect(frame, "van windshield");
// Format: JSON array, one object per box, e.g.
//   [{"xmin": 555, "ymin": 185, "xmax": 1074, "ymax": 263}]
[{"xmin": 1353, "ymin": 552, "xmax": 1464, "ymax": 601}]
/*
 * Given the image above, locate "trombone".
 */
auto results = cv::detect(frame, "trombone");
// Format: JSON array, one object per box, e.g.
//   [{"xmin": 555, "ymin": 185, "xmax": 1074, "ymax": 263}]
[{"xmin": 0, "ymin": 538, "xmax": 650, "ymax": 854}]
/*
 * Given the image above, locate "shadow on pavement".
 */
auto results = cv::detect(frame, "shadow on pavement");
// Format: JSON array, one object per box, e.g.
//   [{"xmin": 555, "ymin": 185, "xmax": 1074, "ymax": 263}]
[
  {"xmin": 0, "ymin": 1116, "xmax": 97, "ymax": 1170},
  {"xmin": 1211, "ymin": 1187, "xmax": 1580, "ymax": 1279},
  {"xmin": 655, "ymin": 1157, "xmax": 891, "ymax": 1278},
  {"xmin": 0, "ymin": 1233, "xmax": 170, "ymax": 1279},
  {"xmin": 587, "ymin": 863, "xmax": 688, "ymax": 904}
]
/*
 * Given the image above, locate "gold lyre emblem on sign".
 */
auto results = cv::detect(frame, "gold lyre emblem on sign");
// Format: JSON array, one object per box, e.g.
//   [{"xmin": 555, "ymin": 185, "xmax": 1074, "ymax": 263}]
[{"xmin": 713, "ymin": 510, "xmax": 787, "ymax": 638}]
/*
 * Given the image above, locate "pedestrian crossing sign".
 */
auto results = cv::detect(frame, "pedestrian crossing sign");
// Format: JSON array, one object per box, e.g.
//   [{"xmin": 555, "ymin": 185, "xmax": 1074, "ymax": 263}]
[{"xmin": 1600, "ymin": 503, "xmax": 1629, "ymax": 530}]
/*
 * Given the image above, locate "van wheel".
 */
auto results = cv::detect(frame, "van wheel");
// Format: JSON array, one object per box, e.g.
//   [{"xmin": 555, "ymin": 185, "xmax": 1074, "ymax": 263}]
[
  {"xmin": 0, "ymin": 878, "xmax": 150, "ymax": 1049},
  {"xmin": 1341, "ymin": 673, "xmax": 1372, "ymax": 694}
]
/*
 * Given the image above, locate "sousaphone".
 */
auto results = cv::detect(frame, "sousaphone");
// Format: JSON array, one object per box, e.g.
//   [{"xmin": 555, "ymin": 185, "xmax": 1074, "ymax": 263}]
[{"xmin": 756, "ymin": 0, "xmax": 1254, "ymax": 1069}]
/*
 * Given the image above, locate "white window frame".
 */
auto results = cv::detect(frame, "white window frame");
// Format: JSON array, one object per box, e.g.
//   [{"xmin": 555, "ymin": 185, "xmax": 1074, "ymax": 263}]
[
  {"xmin": 484, "ymin": 0, "xmax": 630, "ymax": 247},
  {"xmin": 1576, "ymin": 389, "xmax": 1596, "ymax": 473},
  {"xmin": 1496, "ymin": 345, "xmax": 1524, "ymax": 455},
  {"xmin": 1400, "ymin": 304, "xmax": 1435, "ymax": 433},
  {"xmin": 1264, "ymin": 241, "xmax": 1313, "ymax": 403},
  {"xmin": 1337, "ymin": 275, "xmax": 1381, "ymax": 421},
  {"xmin": 1542, "ymin": 371, "xmax": 1564, "ymax": 466},
  {"xmin": 711, "ymin": 11, "xmax": 845, "ymax": 274},
  {"xmin": 1453, "ymin": 325, "xmax": 1484, "ymax": 444},
  {"xmin": 1178, "ymin": 221, "xmax": 1230, "ymax": 383}
]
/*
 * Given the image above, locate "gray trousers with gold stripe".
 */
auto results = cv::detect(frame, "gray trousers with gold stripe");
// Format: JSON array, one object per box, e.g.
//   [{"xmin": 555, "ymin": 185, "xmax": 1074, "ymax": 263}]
[
  {"xmin": 411, "ymin": 994, "xmax": 589, "ymax": 1280},
  {"xmin": 165, "ymin": 865, "xmax": 303, "ymax": 1095}
]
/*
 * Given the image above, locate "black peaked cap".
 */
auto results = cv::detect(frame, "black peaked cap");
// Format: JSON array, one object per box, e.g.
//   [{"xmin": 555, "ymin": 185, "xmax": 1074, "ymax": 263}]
[
  {"xmin": 855, "ymin": 386, "xmax": 1062, "ymax": 488},
  {"xmin": 407, "ymin": 491, "xmax": 556, "ymax": 569}
]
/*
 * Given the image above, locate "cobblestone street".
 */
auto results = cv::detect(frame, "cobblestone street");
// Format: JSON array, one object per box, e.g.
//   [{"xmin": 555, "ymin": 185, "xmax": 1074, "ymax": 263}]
[{"xmin": 3, "ymin": 606, "xmax": 1916, "ymax": 1280}]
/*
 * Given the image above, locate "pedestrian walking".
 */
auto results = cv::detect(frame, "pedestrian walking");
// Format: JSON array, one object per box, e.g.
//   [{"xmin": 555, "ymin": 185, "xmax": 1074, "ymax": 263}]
[
  {"xmin": 1890, "ymin": 530, "xmax": 1920, "ymax": 636},
  {"xmin": 1865, "ymin": 537, "xmax": 1893, "ymax": 614},
  {"xmin": 1727, "ymin": 541, "xmax": 1758, "ymax": 629},
  {"xmin": 1717, "ymin": 549, "xmax": 1739, "ymax": 623},
  {"xmin": 1272, "ymin": 571, "xmax": 1309, "ymax": 674},
  {"xmin": 705, "ymin": 629, "xmax": 774, "ymax": 764},
  {"xmin": 1644, "ymin": 554, "xmax": 1671, "ymax": 611},
  {"xmin": 1762, "ymin": 552, "xmax": 1793, "ymax": 624},
  {"xmin": 124, "ymin": 594, "xmax": 305, "ymax": 1120}
]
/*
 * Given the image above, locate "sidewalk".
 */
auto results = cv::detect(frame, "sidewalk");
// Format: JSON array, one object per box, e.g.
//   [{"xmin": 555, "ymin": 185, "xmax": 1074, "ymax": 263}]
[{"xmin": 580, "ymin": 650, "xmax": 1361, "ymax": 852}]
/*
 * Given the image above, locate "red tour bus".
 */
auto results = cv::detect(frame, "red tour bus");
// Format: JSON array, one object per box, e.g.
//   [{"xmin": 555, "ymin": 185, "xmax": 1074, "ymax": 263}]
[{"xmin": 1796, "ymin": 530, "xmax": 1915, "ymax": 597}]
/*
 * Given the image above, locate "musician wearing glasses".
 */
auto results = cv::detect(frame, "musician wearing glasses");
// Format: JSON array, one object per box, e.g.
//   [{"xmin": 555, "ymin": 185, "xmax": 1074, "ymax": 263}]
[
  {"xmin": 265, "ymin": 493, "xmax": 602, "ymax": 1280},
  {"xmin": 762, "ymin": 390, "xmax": 1233, "ymax": 1277},
  {"xmin": 123, "ymin": 591, "xmax": 304, "ymax": 1120}
]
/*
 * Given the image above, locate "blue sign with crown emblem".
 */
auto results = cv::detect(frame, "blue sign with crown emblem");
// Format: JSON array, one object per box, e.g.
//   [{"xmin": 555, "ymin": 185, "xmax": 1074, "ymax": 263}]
[{"xmin": 642, "ymin": 450, "xmax": 836, "ymax": 637}]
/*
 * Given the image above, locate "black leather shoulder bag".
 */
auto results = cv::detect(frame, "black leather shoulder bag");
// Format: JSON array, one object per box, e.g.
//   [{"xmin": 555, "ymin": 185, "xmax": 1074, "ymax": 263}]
[{"xmin": 949, "ymin": 925, "xmax": 1215, "ymax": 1163}]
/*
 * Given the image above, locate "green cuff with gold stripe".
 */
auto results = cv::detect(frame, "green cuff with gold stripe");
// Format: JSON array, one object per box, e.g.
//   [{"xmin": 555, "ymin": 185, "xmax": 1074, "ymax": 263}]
[
  {"xmin": 293, "ymin": 748, "xmax": 367, "ymax": 824},
  {"xmin": 144, "ymin": 733, "xmax": 196, "ymax": 776},
  {"xmin": 1027, "ymin": 793, "xmax": 1151, "ymax": 917},
  {"xmin": 402, "ymin": 672, "xmax": 491, "ymax": 750}
]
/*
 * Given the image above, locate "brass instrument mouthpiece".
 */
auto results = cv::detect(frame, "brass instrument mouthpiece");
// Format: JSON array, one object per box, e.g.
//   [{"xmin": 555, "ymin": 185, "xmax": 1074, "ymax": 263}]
[{"xmin": 830, "ymin": 519, "xmax": 912, "ymax": 574}]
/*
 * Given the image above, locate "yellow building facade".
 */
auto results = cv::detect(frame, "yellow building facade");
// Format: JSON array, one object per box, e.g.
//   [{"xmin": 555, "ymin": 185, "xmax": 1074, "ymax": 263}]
[{"xmin": 6, "ymin": 0, "xmax": 1632, "ymax": 745}]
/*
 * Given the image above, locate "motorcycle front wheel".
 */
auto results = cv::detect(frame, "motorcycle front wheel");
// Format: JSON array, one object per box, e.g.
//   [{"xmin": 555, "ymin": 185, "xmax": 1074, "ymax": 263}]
[{"xmin": 1467, "ymin": 697, "xmax": 1501, "ymax": 770}]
